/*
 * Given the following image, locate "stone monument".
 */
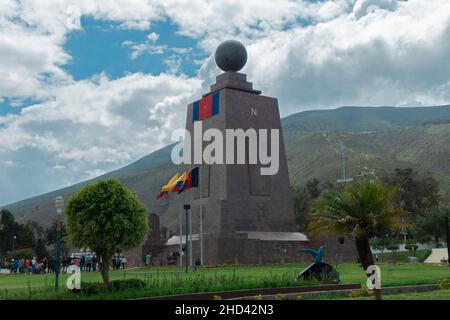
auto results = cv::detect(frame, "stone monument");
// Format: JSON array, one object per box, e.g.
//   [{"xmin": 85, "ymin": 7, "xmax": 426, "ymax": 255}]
[{"xmin": 181, "ymin": 40, "xmax": 310, "ymax": 265}]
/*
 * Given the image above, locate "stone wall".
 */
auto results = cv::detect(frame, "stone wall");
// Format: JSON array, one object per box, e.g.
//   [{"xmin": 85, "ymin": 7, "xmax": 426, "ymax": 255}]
[{"xmin": 157, "ymin": 235, "xmax": 357, "ymax": 266}]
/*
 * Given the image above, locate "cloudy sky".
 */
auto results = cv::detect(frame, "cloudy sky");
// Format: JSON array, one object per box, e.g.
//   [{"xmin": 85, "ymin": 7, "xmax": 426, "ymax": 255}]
[{"xmin": 1, "ymin": 0, "xmax": 450, "ymax": 205}]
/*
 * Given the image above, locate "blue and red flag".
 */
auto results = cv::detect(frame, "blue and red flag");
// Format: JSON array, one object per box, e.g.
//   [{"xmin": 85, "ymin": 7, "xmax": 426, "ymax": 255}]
[
  {"xmin": 178, "ymin": 167, "xmax": 199, "ymax": 194},
  {"xmin": 193, "ymin": 92, "xmax": 220, "ymax": 122}
]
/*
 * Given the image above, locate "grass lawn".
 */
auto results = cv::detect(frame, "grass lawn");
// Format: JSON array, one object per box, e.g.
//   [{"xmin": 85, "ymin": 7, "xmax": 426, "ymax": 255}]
[
  {"xmin": 376, "ymin": 249, "xmax": 431, "ymax": 263},
  {"xmin": 0, "ymin": 263, "xmax": 449, "ymax": 300}
]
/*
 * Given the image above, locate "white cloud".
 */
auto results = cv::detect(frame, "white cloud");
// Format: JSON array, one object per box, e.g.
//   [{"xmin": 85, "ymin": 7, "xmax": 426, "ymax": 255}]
[
  {"xmin": 0, "ymin": 73, "xmax": 201, "ymax": 159},
  {"xmin": 0, "ymin": 72, "xmax": 202, "ymax": 204},
  {"xmin": 123, "ymin": 41, "xmax": 167, "ymax": 59},
  {"xmin": 1, "ymin": 0, "xmax": 450, "ymax": 204},
  {"xmin": 236, "ymin": 0, "xmax": 450, "ymax": 115},
  {"xmin": 353, "ymin": 0, "xmax": 398, "ymax": 19},
  {"xmin": 147, "ymin": 32, "xmax": 159, "ymax": 43},
  {"xmin": 164, "ymin": 55, "xmax": 183, "ymax": 75}
]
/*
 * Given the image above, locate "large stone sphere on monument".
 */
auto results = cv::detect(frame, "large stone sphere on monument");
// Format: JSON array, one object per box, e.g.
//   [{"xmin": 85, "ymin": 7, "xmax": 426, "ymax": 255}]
[{"xmin": 214, "ymin": 40, "xmax": 247, "ymax": 72}]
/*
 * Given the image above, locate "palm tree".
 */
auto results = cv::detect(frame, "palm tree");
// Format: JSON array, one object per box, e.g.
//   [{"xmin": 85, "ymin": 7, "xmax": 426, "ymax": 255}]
[{"xmin": 308, "ymin": 181, "xmax": 404, "ymax": 300}]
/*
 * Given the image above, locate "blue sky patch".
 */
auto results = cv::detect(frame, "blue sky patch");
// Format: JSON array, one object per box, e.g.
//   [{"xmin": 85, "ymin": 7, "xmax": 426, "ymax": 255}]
[
  {"xmin": 63, "ymin": 17, "xmax": 205, "ymax": 80},
  {"xmin": 0, "ymin": 97, "xmax": 44, "ymax": 116}
]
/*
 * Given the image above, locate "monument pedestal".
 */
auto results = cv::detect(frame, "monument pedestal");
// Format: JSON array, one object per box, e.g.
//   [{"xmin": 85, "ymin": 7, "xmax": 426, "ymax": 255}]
[{"xmin": 182, "ymin": 71, "xmax": 308, "ymax": 265}]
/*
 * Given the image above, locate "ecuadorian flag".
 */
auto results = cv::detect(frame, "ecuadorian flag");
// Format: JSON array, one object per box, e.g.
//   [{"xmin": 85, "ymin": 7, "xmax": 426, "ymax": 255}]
[
  {"xmin": 170, "ymin": 171, "xmax": 187, "ymax": 193},
  {"xmin": 178, "ymin": 167, "xmax": 199, "ymax": 194},
  {"xmin": 155, "ymin": 173, "xmax": 180, "ymax": 199},
  {"xmin": 193, "ymin": 92, "xmax": 219, "ymax": 122}
]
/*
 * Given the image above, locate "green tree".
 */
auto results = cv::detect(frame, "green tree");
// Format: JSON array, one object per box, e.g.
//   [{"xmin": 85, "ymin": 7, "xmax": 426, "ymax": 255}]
[
  {"xmin": 0, "ymin": 209, "xmax": 16, "ymax": 257},
  {"xmin": 293, "ymin": 186, "xmax": 310, "ymax": 231},
  {"xmin": 34, "ymin": 238, "xmax": 48, "ymax": 260},
  {"xmin": 25, "ymin": 220, "xmax": 46, "ymax": 239},
  {"xmin": 412, "ymin": 207, "xmax": 450, "ymax": 267},
  {"xmin": 306, "ymin": 178, "xmax": 322, "ymax": 199},
  {"xmin": 0, "ymin": 209, "xmax": 35, "ymax": 258},
  {"xmin": 386, "ymin": 241, "xmax": 400, "ymax": 263},
  {"xmin": 293, "ymin": 178, "xmax": 331, "ymax": 232},
  {"xmin": 7, "ymin": 248, "xmax": 35, "ymax": 260},
  {"xmin": 383, "ymin": 168, "xmax": 440, "ymax": 221},
  {"xmin": 405, "ymin": 241, "xmax": 419, "ymax": 257},
  {"xmin": 65, "ymin": 179, "xmax": 148, "ymax": 284},
  {"xmin": 371, "ymin": 237, "xmax": 390, "ymax": 255},
  {"xmin": 309, "ymin": 181, "xmax": 404, "ymax": 300}
]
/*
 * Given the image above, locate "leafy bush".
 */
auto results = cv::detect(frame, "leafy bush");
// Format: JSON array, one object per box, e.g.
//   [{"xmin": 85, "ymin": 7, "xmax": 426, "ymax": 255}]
[
  {"xmin": 405, "ymin": 242, "xmax": 419, "ymax": 256},
  {"xmin": 78, "ymin": 279, "xmax": 146, "ymax": 296},
  {"xmin": 108, "ymin": 279, "xmax": 146, "ymax": 291},
  {"xmin": 348, "ymin": 285, "xmax": 372, "ymax": 298},
  {"xmin": 79, "ymin": 282, "xmax": 105, "ymax": 295},
  {"xmin": 371, "ymin": 238, "xmax": 389, "ymax": 252},
  {"xmin": 386, "ymin": 244, "xmax": 399, "ymax": 251}
]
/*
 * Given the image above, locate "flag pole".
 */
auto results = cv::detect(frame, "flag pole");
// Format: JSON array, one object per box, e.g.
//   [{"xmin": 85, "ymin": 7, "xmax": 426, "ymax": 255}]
[
  {"xmin": 184, "ymin": 205, "xmax": 190, "ymax": 272},
  {"xmin": 179, "ymin": 203, "xmax": 182, "ymax": 269},
  {"xmin": 189, "ymin": 199, "xmax": 193, "ymax": 267},
  {"xmin": 200, "ymin": 164, "xmax": 203, "ymax": 266}
]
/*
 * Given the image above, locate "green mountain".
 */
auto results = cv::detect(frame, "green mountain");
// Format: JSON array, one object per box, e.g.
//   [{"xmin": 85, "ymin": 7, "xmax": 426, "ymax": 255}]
[{"xmin": 4, "ymin": 105, "xmax": 450, "ymax": 230}]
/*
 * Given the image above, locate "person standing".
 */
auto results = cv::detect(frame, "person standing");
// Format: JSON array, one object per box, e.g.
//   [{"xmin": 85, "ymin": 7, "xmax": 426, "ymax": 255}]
[
  {"xmin": 10, "ymin": 259, "xmax": 16, "ymax": 274},
  {"xmin": 48, "ymin": 257, "xmax": 55, "ymax": 274},
  {"xmin": 31, "ymin": 257, "xmax": 37, "ymax": 274},
  {"xmin": 42, "ymin": 257, "xmax": 48, "ymax": 273},
  {"xmin": 116, "ymin": 256, "xmax": 122, "ymax": 270},
  {"xmin": 92, "ymin": 255, "xmax": 97, "ymax": 272},
  {"xmin": 25, "ymin": 258, "xmax": 31, "ymax": 274},
  {"xmin": 61, "ymin": 257, "xmax": 66, "ymax": 273},
  {"xmin": 194, "ymin": 257, "xmax": 201, "ymax": 271},
  {"xmin": 89, "ymin": 255, "xmax": 93, "ymax": 272},
  {"xmin": 145, "ymin": 253, "xmax": 151, "ymax": 267},
  {"xmin": 80, "ymin": 255, "xmax": 85, "ymax": 272}
]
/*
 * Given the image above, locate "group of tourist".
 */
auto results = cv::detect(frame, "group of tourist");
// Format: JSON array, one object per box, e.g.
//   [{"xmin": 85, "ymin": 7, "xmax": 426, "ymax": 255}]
[
  {"xmin": 111, "ymin": 255, "xmax": 127, "ymax": 270},
  {"xmin": 68, "ymin": 255, "xmax": 98, "ymax": 272},
  {"xmin": 8, "ymin": 254, "xmax": 99, "ymax": 274},
  {"xmin": 9, "ymin": 257, "xmax": 42, "ymax": 274}
]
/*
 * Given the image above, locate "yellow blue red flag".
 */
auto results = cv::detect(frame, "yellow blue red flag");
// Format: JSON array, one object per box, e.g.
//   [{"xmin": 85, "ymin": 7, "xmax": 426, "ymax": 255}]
[{"xmin": 155, "ymin": 173, "xmax": 179, "ymax": 199}]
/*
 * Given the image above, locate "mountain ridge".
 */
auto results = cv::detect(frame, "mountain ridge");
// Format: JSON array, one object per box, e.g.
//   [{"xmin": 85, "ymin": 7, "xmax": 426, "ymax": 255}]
[{"xmin": 4, "ymin": 105, "xmax": 450, "ymax": 228}]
